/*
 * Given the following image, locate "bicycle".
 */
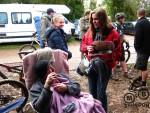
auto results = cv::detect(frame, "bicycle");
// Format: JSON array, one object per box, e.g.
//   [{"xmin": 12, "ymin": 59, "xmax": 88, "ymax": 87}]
[
  {"xmin": 111, "ymin": 40, "xmax": 131, "ymax": 75},
  {"xmin": 0, "ymin": 62, "xmax": 24, "ymax": 83},
  {"xmin": 18, "ymin": 32, "xmax": 41, "ymax": 59},
  {"xmin": 123, "ymin": 40, "xmax": 131, "ymax": 63},
  {"xmin": 0, "ymin": 62, "xmax": 29, "ymax": 112},
  {"xmin": 0, "ymin": 79, "xmax": 28, "ymax": 113}
]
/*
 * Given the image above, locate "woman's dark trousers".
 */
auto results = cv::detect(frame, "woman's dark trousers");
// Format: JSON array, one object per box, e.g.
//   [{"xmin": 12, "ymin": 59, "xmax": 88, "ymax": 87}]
[{"xmin": 87, "ymin": 58, "xmax": 111, "ymax": 112}]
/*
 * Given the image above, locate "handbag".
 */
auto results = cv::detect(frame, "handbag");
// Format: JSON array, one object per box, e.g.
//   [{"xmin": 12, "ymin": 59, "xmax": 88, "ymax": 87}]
[{"xmin": 76, "ymin": 56, "xmax": 90, "ymax": 76}]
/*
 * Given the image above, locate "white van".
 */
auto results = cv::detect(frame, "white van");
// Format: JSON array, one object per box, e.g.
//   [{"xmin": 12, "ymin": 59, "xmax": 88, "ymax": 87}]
[
  {"xmin": 63, "ymin": 16, "xmax": 75, "ymax": 39},
  {"xmin": 0, "ymin": 4, "xmax": 72, "ymax": 43}
]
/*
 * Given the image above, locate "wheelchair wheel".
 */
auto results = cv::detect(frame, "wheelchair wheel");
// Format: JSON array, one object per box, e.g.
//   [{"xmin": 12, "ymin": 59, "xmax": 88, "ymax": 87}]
[
  {"xmin": 0, "ymin": 79, "xmax": 28, "ymax": 113},
  {"xmin": 18, "ymin": 44, "xmax": 36, "ymax": 59},
  {"xmin": 124, "ymin": 49, "xmax": 130, "ymax": 63}
]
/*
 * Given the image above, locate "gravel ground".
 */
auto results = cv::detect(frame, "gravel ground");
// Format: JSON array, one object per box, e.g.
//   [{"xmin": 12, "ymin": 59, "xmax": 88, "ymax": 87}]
[{"xmin": 0, "ymin": 40, "xmax": 150, "ymax": 113}]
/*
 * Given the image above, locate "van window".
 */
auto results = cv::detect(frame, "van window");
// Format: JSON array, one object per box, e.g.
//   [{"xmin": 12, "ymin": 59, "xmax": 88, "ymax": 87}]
[
  {"xmin": 11, "ymin": 12, "xmax": 32, "ymax": 24},
  {"xmin": 0, "ymin": 12, "xmax": 8, "ymax": 24}
]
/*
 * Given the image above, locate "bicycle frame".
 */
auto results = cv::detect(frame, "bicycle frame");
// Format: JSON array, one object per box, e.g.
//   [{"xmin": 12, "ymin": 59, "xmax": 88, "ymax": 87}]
[
  {"xmin": 30, "ymin": 32, "xmax": 41, "ymax": 46},
  {"xmin": 0, "ymin": 62, "xmax": 24, "ymax": 83},
  {"xmin": 123, "ymin": 41, "xmax": 131, "ymax": 63},
  {"xmin": 31, "ymin": 32, "xmax": 47, "ymax": 48},
  {"xmin": 18, "ymin": 32, "xmax": 47, "ymax": 59}
]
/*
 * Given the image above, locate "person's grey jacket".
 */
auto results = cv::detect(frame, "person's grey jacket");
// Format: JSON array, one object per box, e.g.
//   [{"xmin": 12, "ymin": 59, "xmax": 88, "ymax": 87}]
[
  {"xmin": 79, "ymin": 17, "xmax": 90, "ymax": 39},
  {"xmin": 29, "ymin": 74, "xmax": 80, "ymax": 113},
  {"xmin": 40, "ymin": 15, "xmax": 52, "ymax": 40}
]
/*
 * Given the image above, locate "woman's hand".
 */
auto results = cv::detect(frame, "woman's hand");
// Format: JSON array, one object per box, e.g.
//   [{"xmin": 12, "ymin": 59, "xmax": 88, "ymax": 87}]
[
  {"xmin": 44, "ymin": 72, "xmax": 57, "ymax": 89},
  {"xmin": 53, "ymin": 83, "xmax": 67, "ymax": 94}
]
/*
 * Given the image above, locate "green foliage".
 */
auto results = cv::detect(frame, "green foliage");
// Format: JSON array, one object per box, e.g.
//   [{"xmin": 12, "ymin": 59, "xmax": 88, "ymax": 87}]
[
  {"xmin": 123, "ymin": 0, "xmax": 139, "ymax": 21},
  {"xmin": 64, "ymin": 0, "xmax": 84, "ymax": 21},
  {"xmin": 104, "ymin": 0, "xmax": 140, "ymax": 21},
  {"xmin": 0, "ymin": 0, "xmax": 30, "ymax": 3},
  {"xmin": 37, "ymin": 0, "xmax": 65, "ymax": 4},
  {"xmin": 145, "ymin": 6, "xmax": 150, "ymax": 17},
  {"xmin": 104, "ymin": 0, "xmax": 125, "ymax": 21},
  {"xmin": 90, "ymin": 1, "xmax": 96, "ymax": 10}
]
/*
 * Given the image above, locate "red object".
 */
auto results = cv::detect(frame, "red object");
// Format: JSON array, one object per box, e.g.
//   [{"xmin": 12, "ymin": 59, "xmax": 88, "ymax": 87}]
[{"xmin": 80, "ymin": 29, "xmax": 121, "ymax": 69}]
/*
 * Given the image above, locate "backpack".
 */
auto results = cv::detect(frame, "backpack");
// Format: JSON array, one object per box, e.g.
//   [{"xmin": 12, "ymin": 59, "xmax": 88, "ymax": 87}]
[{"xmin": 113, "ymin": 22, "xmax": 125, "ymax": 38}]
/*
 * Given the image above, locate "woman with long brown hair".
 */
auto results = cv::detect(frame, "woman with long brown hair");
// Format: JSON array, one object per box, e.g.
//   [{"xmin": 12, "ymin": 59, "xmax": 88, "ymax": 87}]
[{"xmin": 80, "ymin": 8, "xmax": 121, "ymax": 112}]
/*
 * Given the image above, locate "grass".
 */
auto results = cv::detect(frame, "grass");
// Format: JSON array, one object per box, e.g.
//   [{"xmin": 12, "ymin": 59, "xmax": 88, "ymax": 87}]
[
  {"xmin": 67, "ymin": 36, "xmax": 80, "ymax": 43},
  {"xmin": 0, "ymin": 36, "xmax": 79, "ymax": 50},
  {"xmin": 0, "ymin": 43, "xmax": 23, "ymax": 49},
  {"xmin": 0, "ymin": 43, "xmax": 40, "ymax": 50}
]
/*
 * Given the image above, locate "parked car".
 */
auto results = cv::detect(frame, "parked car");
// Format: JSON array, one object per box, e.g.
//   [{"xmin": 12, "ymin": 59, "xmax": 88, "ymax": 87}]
[
  {"xmin": 123, "ymin": 21, "xmax": 136, "ymax": 35},
  {"xmin": 63, "ymin": 16, "xmax": 75, "ymax": 40},
  {"xmin": 112, "ymin": 21, "xmax": 136, "ymax": 36},
  {"xmin": 72, "ymin": 19, "xmax": 80, "ymax": 39}
]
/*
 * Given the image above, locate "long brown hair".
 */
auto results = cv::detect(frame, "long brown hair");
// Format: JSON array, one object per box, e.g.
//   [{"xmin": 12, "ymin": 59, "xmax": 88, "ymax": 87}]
[{"xmin": 89, "ymin": 8, "xmax": 112, "ymax": 39}]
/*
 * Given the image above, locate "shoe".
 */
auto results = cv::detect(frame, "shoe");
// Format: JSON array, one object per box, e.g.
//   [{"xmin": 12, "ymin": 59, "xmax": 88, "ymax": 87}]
[
  {"xmin": 136, "ymin": 85, "xmax": 148, "ymax": 91},
  {"xmin": 123, "ymin": 72, "xmax": 133, "ymax": 79},
  {"xmin": 129, "ymin": 80, "xmax": 147, "ymax": 91}
]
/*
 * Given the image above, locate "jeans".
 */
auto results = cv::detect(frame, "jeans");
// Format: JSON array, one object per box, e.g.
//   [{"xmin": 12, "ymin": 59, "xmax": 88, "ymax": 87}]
[
  {"xmin": 87, "ymin": 58, "xmax": 111, "ymax": 112},
  {"xmin": 36, "ymin": 31, "xmax": 44, "ymax": 48}
]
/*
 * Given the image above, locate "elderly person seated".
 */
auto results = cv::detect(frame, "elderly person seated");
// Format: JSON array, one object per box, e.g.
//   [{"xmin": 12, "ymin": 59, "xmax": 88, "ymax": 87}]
[{"xmin": 29, "ymin": 60, "xmax": 106, "ymax": 113}]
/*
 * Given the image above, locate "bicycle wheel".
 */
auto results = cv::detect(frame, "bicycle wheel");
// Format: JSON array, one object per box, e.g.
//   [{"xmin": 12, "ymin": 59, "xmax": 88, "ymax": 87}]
[
  {"xmin": 123, "ymin": 40, "xmax": 130, "ymax": 51},
  {"xmin": 0, "ymin": 79, "xmax": 28, "ymax": 113},
  {"xmin": 124, "ymin": 49, "xmax": 131, "ymax": 63},
  {"xmin": 0, "ymin": 71, "xmax": 8, "ymax": 79},
  {"xmin": 18, "ymin": 44, "xmax": 36, "ymax": 59}
]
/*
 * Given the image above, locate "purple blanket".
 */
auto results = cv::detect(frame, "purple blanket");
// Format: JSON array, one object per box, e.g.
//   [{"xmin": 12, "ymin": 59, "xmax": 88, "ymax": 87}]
[{"xmin": 50, "ymin": 75, "xmax": 106, "ymax": 113}]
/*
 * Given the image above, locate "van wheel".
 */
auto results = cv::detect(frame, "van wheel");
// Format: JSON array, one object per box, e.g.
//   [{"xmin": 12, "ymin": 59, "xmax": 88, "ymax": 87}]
[{"xmin": 18, "ymin": 44, "xmax": 36, "ymax": 59}]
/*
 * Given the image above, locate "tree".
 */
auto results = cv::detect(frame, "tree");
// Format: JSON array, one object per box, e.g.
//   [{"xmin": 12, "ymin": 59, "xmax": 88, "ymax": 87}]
[
  {"xmin": 36, "ymin": 0, "xmax": 65, "ymax": 4},
  {"xmin": 0, "ymin": 0, "xmax": 30, "ymax": 3},
  {"xmin": 104, "ymin": 0, "xmax": 140, "ymax": 21},
  {"xmin": 64, "ymin": 0, "xmax": 84, "ymax": 20},
  {"xmin": 104, "ymin": 0, "xmax": 125, "ymax": 21},
  {"xmin": 90, "ymin": 1, "xmax": 96, "ymax": 10},
  {"xmin": 124, "ymin": 0, "xmax": 140, "ymax": 21}
]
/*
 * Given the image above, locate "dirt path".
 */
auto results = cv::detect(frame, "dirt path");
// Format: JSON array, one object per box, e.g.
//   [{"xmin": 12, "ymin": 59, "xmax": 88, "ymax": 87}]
[
  {"xmin": 0, "ymin": 40, "xmax": 150, "ymax": 113},
  {"xmin": 0, "ymin": 49, "xmax": 21, "ymax": 63}
]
